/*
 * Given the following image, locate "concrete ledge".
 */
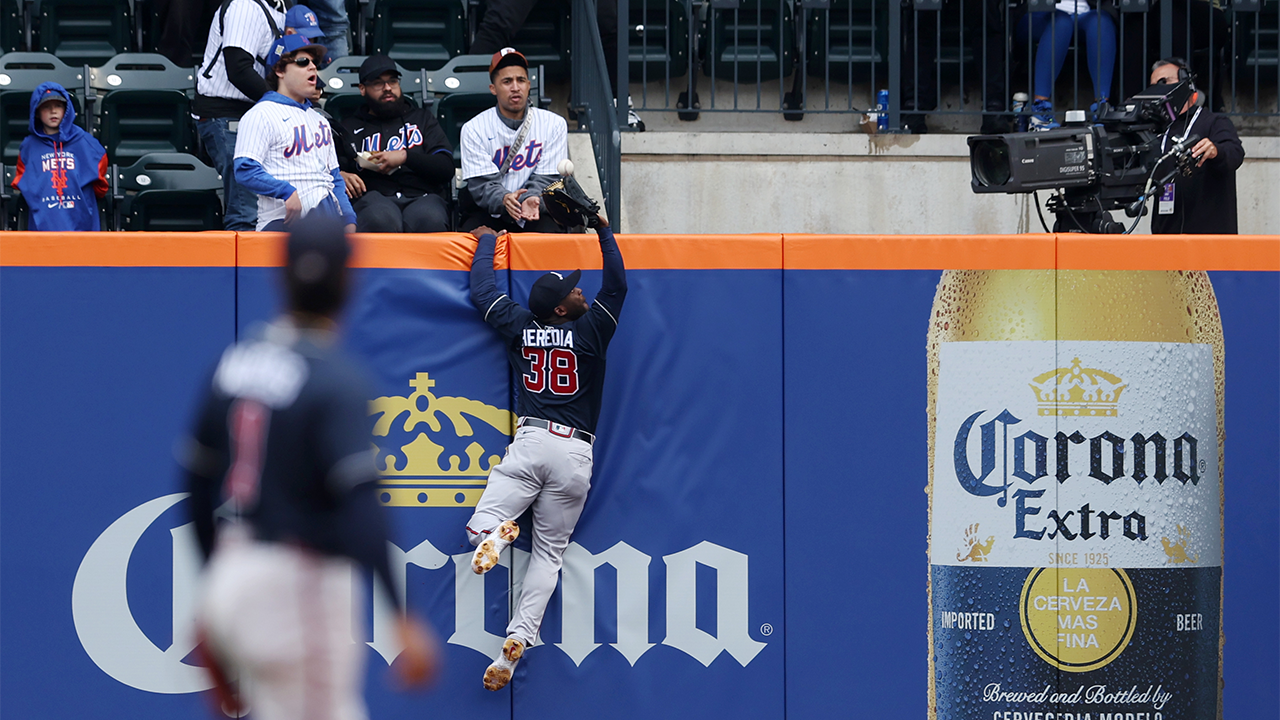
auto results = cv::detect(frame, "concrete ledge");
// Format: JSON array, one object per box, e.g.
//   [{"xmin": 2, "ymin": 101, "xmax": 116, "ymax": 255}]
[{"xmin": 623, "ymin": 132, "xmax": 1280, "ymax": 160}]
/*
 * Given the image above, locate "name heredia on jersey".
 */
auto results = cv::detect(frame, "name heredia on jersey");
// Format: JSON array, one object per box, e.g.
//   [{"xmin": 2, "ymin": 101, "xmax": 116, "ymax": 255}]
[{"xmin": 522, "ymin": 327, "xmax": 574, "ymax": 349}]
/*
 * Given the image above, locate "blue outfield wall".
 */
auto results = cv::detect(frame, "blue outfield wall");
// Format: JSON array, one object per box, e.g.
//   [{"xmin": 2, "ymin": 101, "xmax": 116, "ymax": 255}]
[{"xmin": 0, "ymin": 238, "xmax": 1276, "ymax": 720}]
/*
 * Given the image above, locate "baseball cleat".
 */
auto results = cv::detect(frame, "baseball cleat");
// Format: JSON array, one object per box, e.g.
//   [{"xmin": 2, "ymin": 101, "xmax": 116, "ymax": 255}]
[
  {"xmin": 472, "ymin": 520, "xmax": 520, "ymax": 575},
  {"xmin": 482, "ymin": 637, "xmax": 525, "ymax": 691}
]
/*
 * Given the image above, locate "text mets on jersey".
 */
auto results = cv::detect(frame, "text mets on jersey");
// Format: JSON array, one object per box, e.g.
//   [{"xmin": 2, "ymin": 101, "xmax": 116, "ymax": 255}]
[{"xmin": 523, "ymin": 327, "xmax": 573, "ymax": 349}]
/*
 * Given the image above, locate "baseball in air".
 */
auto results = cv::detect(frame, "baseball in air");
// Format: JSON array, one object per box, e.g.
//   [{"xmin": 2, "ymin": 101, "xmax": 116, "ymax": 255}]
[{"xmin": 557, "ymin": 159, "xmax": 574, "ymax": 176}]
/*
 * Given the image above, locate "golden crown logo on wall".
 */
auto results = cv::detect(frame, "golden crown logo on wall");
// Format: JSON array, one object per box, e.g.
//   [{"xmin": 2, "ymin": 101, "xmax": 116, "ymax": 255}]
[
  {"xmin": 1029, "ymin": 357, "xmax": 1127, "ymax": 418},
  {"xmin": 369, "ymin": 372, "xmax": 515, "ymax": 508}
]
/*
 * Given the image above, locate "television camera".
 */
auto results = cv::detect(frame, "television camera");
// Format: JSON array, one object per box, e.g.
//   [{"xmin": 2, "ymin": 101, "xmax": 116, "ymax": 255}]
[{"xmin": 968, "ymin": 81, "xmax": 1201, "ymax": 234}]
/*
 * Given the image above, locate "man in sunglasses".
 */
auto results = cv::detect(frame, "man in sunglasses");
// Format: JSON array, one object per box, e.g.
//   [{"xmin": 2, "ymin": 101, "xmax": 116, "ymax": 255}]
[
  {"xmin": 336, "ymin": 54, "xmax": 455, "ymax": 233},
  {"xmin": 233, "ymin": 35, "xmax": 357, "ymax": 232}
]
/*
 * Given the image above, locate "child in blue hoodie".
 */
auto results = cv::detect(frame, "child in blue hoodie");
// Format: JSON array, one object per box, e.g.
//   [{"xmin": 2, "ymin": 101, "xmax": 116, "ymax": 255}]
[{"xmin": 11, "ymin": 82, "xmax": 109, "ymax": 231}]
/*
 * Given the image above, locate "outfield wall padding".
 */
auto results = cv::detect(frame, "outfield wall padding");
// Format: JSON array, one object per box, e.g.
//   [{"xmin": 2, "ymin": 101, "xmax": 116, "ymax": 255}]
[{"xmin": 1, "ymin": 231, "xmax": 1276, "ymax": 720}]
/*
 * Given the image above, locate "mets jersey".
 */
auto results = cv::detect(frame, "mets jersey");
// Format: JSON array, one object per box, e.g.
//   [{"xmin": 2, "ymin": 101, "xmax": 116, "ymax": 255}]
[
  {"xmin": 469, "ymin": 228, "xmax": 627, "ymax": 434},
  {"xmin": 234, "ymin": 92, "xmax": 345, "ymax": 230},
  {"xmin": 459, "ymin": 106, "xmax": 567, "ymax": 195}
]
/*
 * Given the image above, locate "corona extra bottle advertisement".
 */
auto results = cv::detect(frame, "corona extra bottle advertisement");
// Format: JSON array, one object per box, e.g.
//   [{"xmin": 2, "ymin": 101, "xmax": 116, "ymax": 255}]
[{"xmin": 927, "ymin": 270, "xmax": 1225, "ymax": 719}]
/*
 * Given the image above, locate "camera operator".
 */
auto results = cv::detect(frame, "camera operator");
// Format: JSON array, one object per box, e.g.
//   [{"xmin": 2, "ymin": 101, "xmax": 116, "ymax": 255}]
[{"xmin": 1148, "ymin": 57, "xmax": 1244, "ymax": 235}]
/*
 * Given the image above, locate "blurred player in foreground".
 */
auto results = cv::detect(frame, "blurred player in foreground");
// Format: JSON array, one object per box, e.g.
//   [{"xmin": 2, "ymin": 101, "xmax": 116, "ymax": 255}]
[{"xmin": 183, "ymin": 215, "xmax": 438, "ymax": 718}]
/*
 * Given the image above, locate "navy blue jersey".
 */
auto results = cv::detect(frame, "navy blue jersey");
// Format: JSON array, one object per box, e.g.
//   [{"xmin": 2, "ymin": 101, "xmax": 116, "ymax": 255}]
[
  {"xmin": 470, "ymin": 227, "xmax": 627, "ymax": 434},
  {"xmin": 183, "ymin": 319, "xmax": 400, "ymax": 607}
]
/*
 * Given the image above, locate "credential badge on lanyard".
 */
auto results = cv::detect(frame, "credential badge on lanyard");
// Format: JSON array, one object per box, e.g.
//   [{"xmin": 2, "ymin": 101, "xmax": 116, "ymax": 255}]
[{"xmin": 1159, "ymin": 106, "xmax": 1201, "ymax": 216}]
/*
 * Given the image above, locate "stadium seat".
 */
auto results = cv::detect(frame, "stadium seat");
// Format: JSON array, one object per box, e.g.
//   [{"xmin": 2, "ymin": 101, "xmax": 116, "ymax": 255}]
[
  {"xmin": 503, "ymin": 0, "xmax": 571, "ymax": 81},
  {"xmin": 1235, "ymin": 0, "xmax": 1279, "ymax": 78},
  {"xmin": 367, "ymin": 0, "xmax": 465, "ymax": 71},
  {"xmin": 629, "ymin": 0, "xmax": 690, "ymax": 81},
  {"xmin": 805, "ymin": 0, "xmax": 885, "ymax": 81},
  {"xmin": 91, "ymin": 53, "xmax": 195, "ymax": 166},
  {"xmin": 0, "ymin": 162, "xmax": 28, "ymax": 230},
  {"xmin": 112, "ymin": 152, "xmax": 223, "ymax": 232},
  {"xmin": 0, "ymin": 52, "xmax": 88, "ymax": 164},
  {"xmin": 2, "ymin": 0, "xmax": 25, "ymax": 53},
  {"xmin": 703, "ymin": 0, "xmax": 796, "ymax": 83},
  {"xmin": 37, "ymin": 0, "xmax": 133, "ymax": 67}
]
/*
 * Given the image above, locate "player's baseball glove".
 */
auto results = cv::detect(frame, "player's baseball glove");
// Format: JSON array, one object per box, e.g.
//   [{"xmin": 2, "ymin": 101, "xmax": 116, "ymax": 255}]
[{"xmin": 542, "ymin": 175, "xmax": 602, "ymax": 229}]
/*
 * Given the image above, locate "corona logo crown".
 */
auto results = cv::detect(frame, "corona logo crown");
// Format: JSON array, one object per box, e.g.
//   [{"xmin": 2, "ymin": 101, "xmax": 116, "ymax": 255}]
[
  {"xmin": 1028, "ymin": 357, "xmax": 1127, "ymax": 417},
  {"xmin": 369, "ymin": 372, "xmax": 514, "ymax": 508}
]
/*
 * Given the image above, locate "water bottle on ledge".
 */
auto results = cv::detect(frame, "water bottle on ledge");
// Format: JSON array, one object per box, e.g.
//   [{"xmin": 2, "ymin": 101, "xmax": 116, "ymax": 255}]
[
  {"xmin": 1012, "ymin": 92, "xmax": 1029, "ymax": 132},
  {"xmin": 877, "ymin": 89, "xmax": 889, "ymax": 132}
]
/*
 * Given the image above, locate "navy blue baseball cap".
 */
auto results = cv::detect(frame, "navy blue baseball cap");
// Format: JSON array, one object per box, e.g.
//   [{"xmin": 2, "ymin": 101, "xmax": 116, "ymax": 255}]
[
  {"xmin": 286, "ymin": 215, "xmax": 351, "ymax": 314},
  {"xmin": 528, "ymin": 269, "xmax": 581, "ymax": 319},
  {"xmin": 266, "ymin": 34, "xmax": 326, "ymax": 67},
  {"xmin": 358, "ymin": 54, "xmax": 400, "ymax": 85},
  {"xmin": 285, "ymin": 5, "xmax": 325, "ymax": 38}
]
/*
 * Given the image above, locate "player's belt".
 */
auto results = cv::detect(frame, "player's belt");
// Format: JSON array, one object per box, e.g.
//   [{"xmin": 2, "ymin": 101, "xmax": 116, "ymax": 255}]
[{"xmin": 517, "ymin": 417, "xmax": 594, "ymax": 445}]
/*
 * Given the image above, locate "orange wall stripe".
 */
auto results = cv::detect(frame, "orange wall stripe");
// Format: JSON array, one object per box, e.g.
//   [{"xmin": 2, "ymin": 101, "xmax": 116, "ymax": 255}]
[
  {"xmin": 784, "ymin": 234, "xmax": 1057, "ymax": 270},
  {"xmin": 0, "ymin": 232, "xmax": 235, "ymax": 266},
  {"xmin": 1058, "ymin": 234, "xmax": 1280, "ymax": 271},
  {"xmin": 235, "ymin": 232, "xmax": 498, "ymax": 270},
  {"xmin": 2, "ymin": 232, "xmax": 1276, "ymax": 271},
  {"xmin": 509, "ymin": 233, "xmax": 782, "ymax": 271}
]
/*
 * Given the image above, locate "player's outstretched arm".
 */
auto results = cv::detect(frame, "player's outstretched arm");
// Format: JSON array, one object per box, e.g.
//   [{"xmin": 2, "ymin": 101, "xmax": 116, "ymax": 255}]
[
  {"xmin": 595, "ymin": 222, "xmax": 627, "ymax": 316},
  {"xmin": 468, "ymin": 229, "xmax": 532, "ymax": 336},
  {"xmin": 468, "ymin": 229, "xmax": 503, "ymax": 314}
]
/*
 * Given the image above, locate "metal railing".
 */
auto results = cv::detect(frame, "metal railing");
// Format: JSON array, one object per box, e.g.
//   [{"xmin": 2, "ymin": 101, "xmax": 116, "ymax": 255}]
[
  {"xmin": 607, "ymin": 0, "xmax": 1278, "ymax": 131},
  {"xmin": 571, "ymin": 0, "xmax": 624, "ymax": 228}
]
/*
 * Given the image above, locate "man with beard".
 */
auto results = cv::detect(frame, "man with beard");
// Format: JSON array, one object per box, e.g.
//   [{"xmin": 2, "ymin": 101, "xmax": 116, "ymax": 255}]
[{"xmin": 337, "ymin": 55, "xmax": 454, "ymax": 233}]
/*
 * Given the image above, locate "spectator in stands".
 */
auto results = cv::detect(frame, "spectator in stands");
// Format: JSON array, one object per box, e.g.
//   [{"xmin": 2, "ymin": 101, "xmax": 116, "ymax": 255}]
[
  {"xmin": 1148, "ymin": 57, "xmax": 1243, "ymax": 235},
  {"xmin": 233, "ymin": 36, "xmax": 357, "ymax": 232},
  {"xmin": 900, "ymin": 0, "xmax": 1013, "ymax": 134},
  {"xmin": 301, "ymin": 0, "xmax": 350, "ymax": 62},
  {"xmin": 11, "ymin": 83, "xmax": 108, "ymax": 231},
  {"xmin": 336, "ymin": 55, "xmax": 454, "ymax": 233},
  {"xmin": 458, "ymin": 48, "xmax": 567, "ymax": 234},
  {"xmin": 1016, "ymin": 1, "xmax": 1118, "ymax": 130},
  {"xmin": 284, "ymin": 4, "xmax": 335, "ymax": 66},
  {"xmin": 193, "ymin": 0, "xmax": 288, "ymax": 231},
  {"xmin": 154, "ymin": 0, "xmax": 220, "ymax": 68},
  {"xmin": 470, "ymin": 0, "xmax": 642, "ymax": 128}
]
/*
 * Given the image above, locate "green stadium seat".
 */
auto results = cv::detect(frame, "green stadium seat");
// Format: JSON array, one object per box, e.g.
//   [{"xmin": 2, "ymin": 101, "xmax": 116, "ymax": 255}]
[
  {"xmin": 704, "ymin": 0, "xmax": 796, "ymax": 83},
  {"xmin": 112, "ymin": 152, "xmax": 223, "ymax": 231},
  {"xmin": 91, "ymin": 53, "xmax": 195, "ymax": 166},
  {"xmin": 368, "ymin": 0, "xmax": 465, "ymax": 71},
  {"xmin": 36, "ymin": 0, "xmax": 133, "ymax": 67},
  {"xmin": 629, "ymin": 0, "xmax": 690, "ymax": 81}
]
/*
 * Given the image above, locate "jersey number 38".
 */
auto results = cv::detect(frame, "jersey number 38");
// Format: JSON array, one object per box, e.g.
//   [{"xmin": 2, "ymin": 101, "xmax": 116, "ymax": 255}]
[{"xmin": 521, "ymin": 347, "xmax": 579, "ymax": 395}]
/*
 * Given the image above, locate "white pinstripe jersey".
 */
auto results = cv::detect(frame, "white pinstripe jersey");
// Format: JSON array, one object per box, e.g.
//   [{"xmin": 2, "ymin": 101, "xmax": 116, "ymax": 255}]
[
  {"xmin": 235, "ymin": 96, "xmax": 341, "ymax": 231},
  {"xmin": 460, "ymin": 106, "xmax": 568, "ymax": 193},
  {"xmin": 196, "ymin": 0, "xmax": 285, "ymax": 104}
]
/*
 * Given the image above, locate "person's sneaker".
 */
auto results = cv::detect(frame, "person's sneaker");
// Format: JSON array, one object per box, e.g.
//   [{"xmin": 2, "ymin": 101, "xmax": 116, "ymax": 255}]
[
  {"xmin": 1029, "ymin": 99, "xmax": 1058, "ymax": 131},
  {"xmin": 472, "ymin": 519, "xmax": 519, "ymax": 575},
  {"xmin": 627, "ymin": 108, "xmax": 646, "ymax": 131},
  {"xmin": 482, "ymin": 637, "xmax": 525, "ymax": 691}
]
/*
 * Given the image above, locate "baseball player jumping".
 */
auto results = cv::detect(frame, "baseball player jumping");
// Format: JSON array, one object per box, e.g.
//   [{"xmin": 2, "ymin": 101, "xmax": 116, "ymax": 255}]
[
  {"xmin": 233, "ymin": 35, "xmax": 356, "ymax": 231},
  {"xmin": 464, "ymin": 214, "xmax": 627, "ymax": 691},
  {"xmin": 184, "ymin": 215, "xmax": 438, "ymax": 719}
]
